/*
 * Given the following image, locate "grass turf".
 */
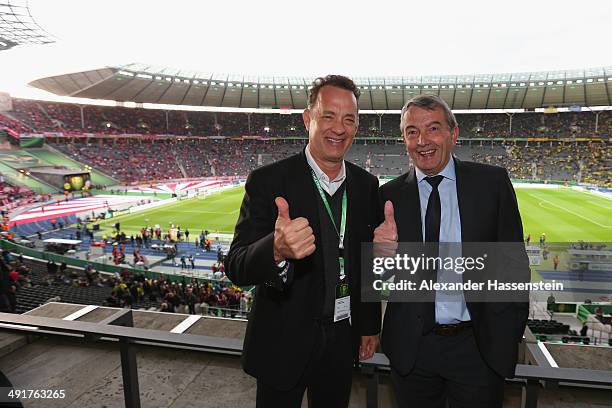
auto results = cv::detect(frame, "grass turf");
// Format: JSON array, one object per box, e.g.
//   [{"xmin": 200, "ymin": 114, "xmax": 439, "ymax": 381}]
[
  {"xmin": 515, "ymin": 188, "xmax": 611, "ymax": 242},
  {"xmin": 96, "ymin": 186, "xmax": 610, "ymax": 243},
  {"xmin": 97, "ymin": 187, "xmax": 245, "ymax": 236}
]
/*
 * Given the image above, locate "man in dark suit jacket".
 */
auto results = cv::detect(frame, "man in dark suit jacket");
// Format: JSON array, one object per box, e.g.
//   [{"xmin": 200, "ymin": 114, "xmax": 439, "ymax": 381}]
[
  {"xmin": 226, "ymin": 75, "xmax": 381, "ymax": 408},
  {"xmin": 374, "ymin": 95, "xmax": 529, "ymax": 407}
]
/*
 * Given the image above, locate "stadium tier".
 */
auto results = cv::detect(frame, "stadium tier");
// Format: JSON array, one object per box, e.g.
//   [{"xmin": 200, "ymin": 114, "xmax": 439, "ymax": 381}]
[
  {"xmin": 0, "ymin": 178, "xmax": 46, "ymax": 212},
  {"xmin": 45, "ymin": 138, "xmax": 610, "ymax": 186},
  {"xmin": 0, "ymin": 98, "xmax": 610, "ymax": 138},
  {"xmin": 5, "ymin": 255, "xmax": 247, "ymax": 315},
  {"xmin": 0, "ymin": 148, "xmax": 117, "ymax": 195},
  {"xmin": 0, "ymin": 98, "xmax": 610, "ymax": 185}
]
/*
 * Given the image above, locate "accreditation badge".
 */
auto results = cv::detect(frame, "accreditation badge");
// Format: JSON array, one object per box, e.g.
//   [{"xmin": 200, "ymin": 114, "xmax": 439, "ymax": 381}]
[{"xmin": 334, "ymin": 282, "xmax": 350, "ymax": 322}]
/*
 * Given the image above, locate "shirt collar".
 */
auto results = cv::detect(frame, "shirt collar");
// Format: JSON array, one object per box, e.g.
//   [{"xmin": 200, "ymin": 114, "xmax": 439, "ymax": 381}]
[
  {"xmin": 305, "ymin": 144, "xmax": 346, "ymax": 183},
  {"xmin": 415, "ymin": 156, "xmax": 456, "ymax": 183}
]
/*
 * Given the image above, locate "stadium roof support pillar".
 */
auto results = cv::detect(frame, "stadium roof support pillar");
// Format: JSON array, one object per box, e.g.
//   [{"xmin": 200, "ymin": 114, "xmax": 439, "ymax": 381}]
[
  {"xmin": 79, "ymin": 105, "xmax": 85, "ymax": 130},
  {"xmin": 506, "ymin": 112, "xmax": 514, "ymax": 136}
]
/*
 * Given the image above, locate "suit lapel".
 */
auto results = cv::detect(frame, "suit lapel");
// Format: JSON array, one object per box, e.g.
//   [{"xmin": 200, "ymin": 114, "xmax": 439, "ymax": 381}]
[
  {"xmin": 454, "ymin": 157, "xmax": 476, "ymax": 243},
  {"xmin": 399, "ymin": 168, "xmax": 423, "ymax": 242},
  {"xmin": 290, "ymin": 151, "xmax": 321, "ymax": 241},
  {"xmin": 345, "ymin": 164, "xmax": 357, "ymax": 246},
  {"xmin": 454, "ymin": 158, "xmax": 483, "ymax": 315},
  {"xmin": 286, "ymin": 151, "xmax": 323, "ymax": 277}
]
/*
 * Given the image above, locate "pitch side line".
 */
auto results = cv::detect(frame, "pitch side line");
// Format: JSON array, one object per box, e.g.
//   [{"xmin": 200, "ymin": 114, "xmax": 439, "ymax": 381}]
[
  {"xmin": 587, "ymin": 200, "xmax": 612, "ymax": 210},
  {"xmin": 532, "ymin": 194, "xmax": 611, "ymax": 229}
]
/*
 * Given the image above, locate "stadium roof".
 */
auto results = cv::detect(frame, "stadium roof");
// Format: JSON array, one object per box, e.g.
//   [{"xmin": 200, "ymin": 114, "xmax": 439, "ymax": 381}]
[
  {"xmin": 0, "ymin": 0, "xmax": 54, "ymax": 50},
  {"xmin": 29, "ymin": 63, "xmax": 612, "ymax": 110}
]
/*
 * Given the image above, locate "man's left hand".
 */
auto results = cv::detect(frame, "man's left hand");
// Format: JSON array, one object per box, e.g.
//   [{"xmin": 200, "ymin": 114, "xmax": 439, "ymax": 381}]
[{"xmin": 359, "ymin": 335, "xmax": 379, "ymax": 360}]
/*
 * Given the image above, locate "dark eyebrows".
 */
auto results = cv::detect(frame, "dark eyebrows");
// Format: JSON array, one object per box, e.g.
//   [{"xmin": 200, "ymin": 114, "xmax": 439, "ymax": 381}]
[
  {"xmin": 320, "ymin": 110, "xmax": 357, "ymax": 120},
  {"xmin": 405, "ymin": 121, "xmax": 442, "ymax": 129}
]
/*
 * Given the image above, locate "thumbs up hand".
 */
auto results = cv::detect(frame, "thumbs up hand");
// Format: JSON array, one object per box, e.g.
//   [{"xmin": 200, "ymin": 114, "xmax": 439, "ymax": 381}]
[
  {"xmin": 273, "ymin": 197, "xmax": 316, "ymax": 263},
  {"xmin": 374, "ymin": 201, "xmax": 398, "ymax": 243},
  {"xmin": 374, "ymin": 201, "xmax": 398, "ymax": 257}
]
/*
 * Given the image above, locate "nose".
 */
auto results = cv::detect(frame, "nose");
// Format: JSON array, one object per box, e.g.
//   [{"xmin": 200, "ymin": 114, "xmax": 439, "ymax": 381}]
[
  {"xmin": 331, "ymin": 118, "xmax": 345, "ymax": 135},
  {"xmin": 416, "ymin": 132, "xmax": 426, "ymax": 146}
]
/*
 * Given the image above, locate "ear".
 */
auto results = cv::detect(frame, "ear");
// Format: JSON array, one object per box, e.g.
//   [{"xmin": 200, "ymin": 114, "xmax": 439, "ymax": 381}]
[
  {"xmin": 302, "ymin": 108, "xmax": 311, "ymax": 131},
  {"xmin": 451, "ymin": 126, "xmax": 459, "ymax": 146}
]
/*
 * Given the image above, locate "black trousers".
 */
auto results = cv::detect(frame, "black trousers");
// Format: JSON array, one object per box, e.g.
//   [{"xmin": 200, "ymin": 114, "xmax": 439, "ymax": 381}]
[
  {"xmin": 391, "ymin": 329, "xmax": 504, "ymax": 408},
  {"xmin": 256, "ymin": 319, "xmax": 353, "ymax": 408}
]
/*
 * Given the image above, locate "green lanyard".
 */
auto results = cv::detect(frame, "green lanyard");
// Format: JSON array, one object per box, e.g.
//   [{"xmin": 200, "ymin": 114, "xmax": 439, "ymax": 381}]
[{"xmin": 310, "ymin": 169, "xmax": 347, "ymax": 281}]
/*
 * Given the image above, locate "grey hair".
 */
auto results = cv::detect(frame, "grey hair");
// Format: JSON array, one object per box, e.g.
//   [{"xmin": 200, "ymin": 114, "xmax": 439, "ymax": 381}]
[{"xmin": 400, "ymin": 94, "xmax": 457, "ymax": 131}]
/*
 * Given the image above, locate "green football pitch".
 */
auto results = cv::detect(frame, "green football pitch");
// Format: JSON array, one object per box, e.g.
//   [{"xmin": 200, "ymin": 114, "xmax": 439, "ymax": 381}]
[
  {"xmin": 515, "ymin": 188, "xmax": 610, "ymax": 242},
  {"xmin": 97, "ymin": 186, "xmax": 611, "ymax": 242},
  {"xmin": 97, "ymin": 187, "xmax": 245, "ymax": 236}
]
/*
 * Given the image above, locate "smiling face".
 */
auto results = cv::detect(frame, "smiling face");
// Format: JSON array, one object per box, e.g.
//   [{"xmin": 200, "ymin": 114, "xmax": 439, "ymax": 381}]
[
  {"xmin": 303, "ymin": 85, "xmax": 358, "ymax": 175},
  {"xmin": 402, "ymin": 105, "xmax": 458, "ymax": 176}
]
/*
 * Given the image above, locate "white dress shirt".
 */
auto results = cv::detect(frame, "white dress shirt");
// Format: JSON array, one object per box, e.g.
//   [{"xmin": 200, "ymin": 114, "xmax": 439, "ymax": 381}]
[
  {"xmin": 415, "ymin": 158, "xmax": 471, "ymax": 324},
  {"xmin": 305, "ymin": 144, "xmax": 346, "ymax": 196}
]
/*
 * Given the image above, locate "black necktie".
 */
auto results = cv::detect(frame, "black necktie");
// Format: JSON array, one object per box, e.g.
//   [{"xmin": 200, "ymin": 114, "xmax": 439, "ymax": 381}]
[
  {"xmin": 424, "ymin": 175, "xmax": 443, "ymax": 243},
  {"xmin": 422, "ymin": 175, "xmax": 443, "ymax": 334}
]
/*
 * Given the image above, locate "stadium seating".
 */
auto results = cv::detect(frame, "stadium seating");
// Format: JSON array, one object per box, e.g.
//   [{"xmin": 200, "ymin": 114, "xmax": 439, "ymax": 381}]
[
  {"xmin": 7, "ymin": 253, "xmax": 247, "ymax": 316},
  {"xmin": 527, "ymin": 319, "xmax": 571, "ymax": 335},
  {"xmin": 51, "ymin": 139, "xmax": 185, "ymax": 182},
  {"xmin": 46, "ymin": 138, "xmax": 610, "ymax": 186},
  {"xmin": 7, "ymin": 98, "xmax": 611, "ymax": 139},
  {"xmin": 0, "ymin": 177, "xmax": 44, "ymax": 212},
  {"xmin": 10, "ymin": 99, "xmax": 56, "ymax": 131},
  {"xmin": 0, "ymin": 112, "xmax": 32, "ymax": 134},
  {"xmin": 2, "ymin": 98, "xmax": 609, "ymax": 186}
]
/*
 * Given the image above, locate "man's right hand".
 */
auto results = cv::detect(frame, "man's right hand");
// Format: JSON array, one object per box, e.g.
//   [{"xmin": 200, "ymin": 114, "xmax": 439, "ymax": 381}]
[
  {"xmin": 373, "ymin": 200, "xmax": 398, "ymax": 257},
  {"xmin": 273, "ymin": 197, "xmax": 316, "ymax": 263}
]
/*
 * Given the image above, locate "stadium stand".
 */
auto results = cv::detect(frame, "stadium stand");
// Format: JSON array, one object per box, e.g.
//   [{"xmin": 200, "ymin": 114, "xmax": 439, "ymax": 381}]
[
  {"xmin": 0, "ymin": 177, "xmax": 47, "ymax": 212},
  {"xmin": 47, "ymin": 138, "xmax": 611, "ymax": 186},
  {"xmin": 0, "ymin": 98, "xmax": 609, "ymax": 186},
  {"xmin": 0, "ymin": 112, "xmax": 32, "ymax": 135},
  {"xmin": 527, "ymin": 319, "xmax": 572, "ymax": 335},
  {"xmin": 9, "ymin": 99, "xmax": 56, "ymax": 131},
  {"xmin": 51, "ymin": 139, "xmax": 185, "ymax": 182},
  {"xmin": 2, "ymin": 249, "xmax": 249, "ymax": 316},
  {"xmin": 50, "ymin": 138, "xmax": 303, "ymax": 180},
  {"xmin": 6, "ymin": 98, "xmax": 611, "ymax": 138}
]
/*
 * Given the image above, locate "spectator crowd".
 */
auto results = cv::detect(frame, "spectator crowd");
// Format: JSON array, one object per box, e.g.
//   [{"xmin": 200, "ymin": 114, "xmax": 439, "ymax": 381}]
[
  {"xmin": 0, "ymin": 98, "xmax": 608, "ymax": 187},
  {"xmin": 4, "ymin": 97, "xmax": 610, "ymax": 140}
]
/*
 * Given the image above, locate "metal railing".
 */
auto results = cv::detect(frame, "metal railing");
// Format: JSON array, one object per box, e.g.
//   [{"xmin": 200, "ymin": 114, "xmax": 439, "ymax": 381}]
[
  {"xmin": 360, "ymin": 348, "xmax": 612, "ymax": 408},
  {"xmin": 0, "ymin": 312, "xmax": 610, "ymax": 408},
  {"xmin": 1, "ymin": 239, "xmax": 246, "ymax": 287}
]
